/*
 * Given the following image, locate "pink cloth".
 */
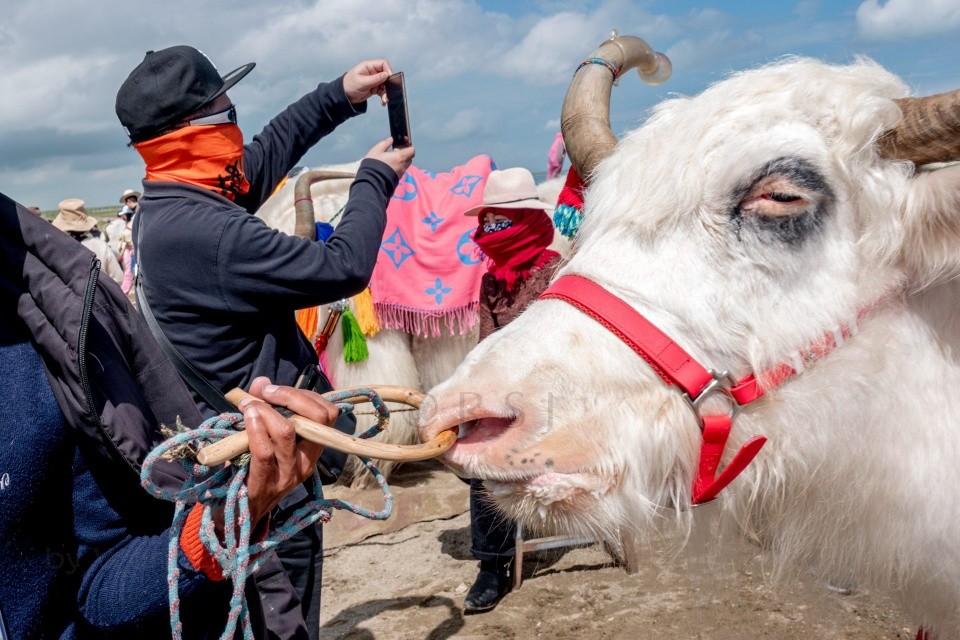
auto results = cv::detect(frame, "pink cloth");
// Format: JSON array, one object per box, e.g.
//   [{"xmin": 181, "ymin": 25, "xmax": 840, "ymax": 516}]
[
  {"xmin": 546, "ymin": 132, "xmax": 566, "ymax": 180},
  {"xmin": 120, "ymin": 246, "xmax": 134, "ymax": 294},
  {"xmin": 371, "ymin": 155, "xmax": 494, "ymax": 337}
]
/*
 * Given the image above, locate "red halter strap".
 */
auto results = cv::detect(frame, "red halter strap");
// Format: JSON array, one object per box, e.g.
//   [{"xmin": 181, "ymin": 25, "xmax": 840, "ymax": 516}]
[{"xmin": 539, "ymin": 274, "xmax": 766, "ymax": 505}]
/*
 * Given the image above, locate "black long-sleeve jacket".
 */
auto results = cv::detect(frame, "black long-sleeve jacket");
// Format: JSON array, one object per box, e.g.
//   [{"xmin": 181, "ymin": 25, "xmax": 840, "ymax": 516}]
[{"xmin": 134, "ymin": 75, "xmax": 399, "ymax": 415}]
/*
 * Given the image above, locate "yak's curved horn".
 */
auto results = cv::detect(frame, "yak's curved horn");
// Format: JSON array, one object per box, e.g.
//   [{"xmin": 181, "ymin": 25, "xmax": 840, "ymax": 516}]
[
  {"xmin": 879, "ymin": 90, "xmax": 960, "ymax": 166},
  {"xmin": 561, "ymin": 33, "xmax": 671, "ymax": 180},
  {"xmin": 293, "ymin": 169, "xmax": 358, "ymax": 239}
]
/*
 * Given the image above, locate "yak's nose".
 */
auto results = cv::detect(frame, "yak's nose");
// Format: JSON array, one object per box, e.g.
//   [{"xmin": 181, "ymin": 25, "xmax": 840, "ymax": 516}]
[{"xmin": 418, "ymin": 389, "xmax": 515, "ymax": 443}]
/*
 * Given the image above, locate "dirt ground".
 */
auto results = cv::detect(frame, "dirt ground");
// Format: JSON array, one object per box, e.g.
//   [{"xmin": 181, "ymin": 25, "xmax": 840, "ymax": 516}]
[{"xmin": 320, "ymin": 461, "xmax": 915, "ymax": 640}]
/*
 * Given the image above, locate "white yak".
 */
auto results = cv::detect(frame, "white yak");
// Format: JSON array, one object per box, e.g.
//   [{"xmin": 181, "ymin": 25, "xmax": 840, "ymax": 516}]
[
  {"xmin": 418, "ymin": 35, "xmax": 960, "ymax": 638},
  {"xmin": 256, "ymin": 162, "xmax": 567, "ymax": 487}
]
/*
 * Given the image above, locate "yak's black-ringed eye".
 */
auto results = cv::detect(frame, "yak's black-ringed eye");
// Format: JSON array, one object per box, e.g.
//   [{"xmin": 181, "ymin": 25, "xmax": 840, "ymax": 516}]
[
  {"xmin": 730, "ymin": 156, "xmax": 834, "ymax": 247},
  {"xmin": 765, "ymin": 192, "xmax": 803, "ymax": 203}
]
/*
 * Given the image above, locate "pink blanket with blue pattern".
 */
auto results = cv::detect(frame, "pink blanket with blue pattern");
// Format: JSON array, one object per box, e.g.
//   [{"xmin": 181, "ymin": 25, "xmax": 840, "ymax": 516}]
[{"xmin": 371, "ymin": 155, "xmax": 494, "ymax": 337}]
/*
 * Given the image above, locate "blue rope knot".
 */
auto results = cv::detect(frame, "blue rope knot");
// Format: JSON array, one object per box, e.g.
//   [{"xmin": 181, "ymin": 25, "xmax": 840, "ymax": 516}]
[{"xmin": 141, "ymin": 388, "xmax": 395, "ymax": 639}]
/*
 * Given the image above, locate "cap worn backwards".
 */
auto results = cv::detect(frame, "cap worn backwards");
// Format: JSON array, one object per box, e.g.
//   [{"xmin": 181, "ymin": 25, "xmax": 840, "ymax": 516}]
[{"xmin": 115, "ymin": 45, "xmax": 254, "ymax": 143}]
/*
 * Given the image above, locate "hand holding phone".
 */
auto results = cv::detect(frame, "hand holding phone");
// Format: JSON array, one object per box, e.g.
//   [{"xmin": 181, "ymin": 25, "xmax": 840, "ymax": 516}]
[
  {"xmin": 365, "ymin": 138, "xmax": 415, "ymax": 179},
  {"xmin": 385, "ymin": 72, "xmax": 412, "ymax": 149},
  {"xmin": 342, "ymin": 59, "xmax": 394, "ymax": 105}
]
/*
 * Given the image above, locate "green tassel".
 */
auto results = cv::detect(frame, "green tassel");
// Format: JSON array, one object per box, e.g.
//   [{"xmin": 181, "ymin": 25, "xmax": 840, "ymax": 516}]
[{"xmin": 341, "ymin": 307, "xmax": 369, "ymax": 363}]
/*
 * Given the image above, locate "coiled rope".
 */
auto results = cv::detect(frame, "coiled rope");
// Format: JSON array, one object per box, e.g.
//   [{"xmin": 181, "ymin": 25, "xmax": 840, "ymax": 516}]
[{"xmin": 141, "ymin": 388, "xmax": 395, "ymax": 639}]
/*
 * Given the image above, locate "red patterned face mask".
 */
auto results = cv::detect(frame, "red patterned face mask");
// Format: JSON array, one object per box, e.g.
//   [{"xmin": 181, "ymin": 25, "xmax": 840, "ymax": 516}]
[
  {"xmin": 135, "ymin": 124, "xmax": 250, "ymax": 201},
  {"xmin": 473, "ymin": 208, "xmax": 559, "ymax": 292}
]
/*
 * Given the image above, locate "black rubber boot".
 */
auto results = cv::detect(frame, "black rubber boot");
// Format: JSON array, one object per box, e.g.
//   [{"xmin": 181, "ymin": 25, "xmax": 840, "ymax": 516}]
[{"xmin": 463, "ymin": 559, "xmax": 512, "ymax": 614}]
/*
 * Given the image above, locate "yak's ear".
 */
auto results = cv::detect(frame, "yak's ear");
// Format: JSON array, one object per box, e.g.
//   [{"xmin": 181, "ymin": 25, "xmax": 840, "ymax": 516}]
[{"xmin": 900, "ymin": 163, "xmax": 960, "ymax": 286}]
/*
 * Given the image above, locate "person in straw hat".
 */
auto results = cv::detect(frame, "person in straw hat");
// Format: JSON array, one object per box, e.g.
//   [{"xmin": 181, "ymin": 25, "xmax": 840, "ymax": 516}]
[
  {"xmin": 120, "ymin": 188, "xmax": 141, "ymax": 208},
  {"xmin": 106, "ymin": 188, "xmax": 140, "ymax": 253},
  {"xmin": 460, "ymin": 167, "xmax": 562, "ymax": 613},
  {"xmin": 52, "ymin": 198, "xmax": 124, "ymax": 284},
  {"xmin": 108, "ymin": 189, "xmax": 141, "ymax": 294}
]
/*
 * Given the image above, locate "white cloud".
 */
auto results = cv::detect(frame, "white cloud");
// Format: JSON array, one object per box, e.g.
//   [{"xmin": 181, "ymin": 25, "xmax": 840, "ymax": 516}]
[
  {"xmin": 227, "ymin": 0, "xmax": 508, "ymax": 86},
  {"xmin": 422, "ymin": 108, "xmax": 489, "ymax": 142},
  {"xmin": 492, "ymin": 4, "xmax": 680, "ymax": 85},
  {"xmin": 666, "ymin": 29, "xmax": 764, "ymax": 71},
  {"xmin": 494, "ymin": 12, "xmax": 608, "ymax": 85},
  {"xmin": 681, "ymin": 7, "xmax": 733, "ymax": 30},
  {"xmin": 0, "ymin": 54, "xmax": 120, "ymax": 132},
  {"xmin": 1, "ymin": 0, "xmax": 949, "ymax": 209},
  {"xmin": 4, "ymin": 158, "xmax": 144, "ymax": 211},
  {"xmin": 856, "ymin": 0, "xmax": 960, "ymax": 41}
]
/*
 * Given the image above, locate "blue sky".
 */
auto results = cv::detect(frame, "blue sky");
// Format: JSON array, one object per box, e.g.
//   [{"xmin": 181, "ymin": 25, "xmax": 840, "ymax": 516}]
[{"xmin": 2, "ymin": 0, "xmax": 960, "ymax": 209}]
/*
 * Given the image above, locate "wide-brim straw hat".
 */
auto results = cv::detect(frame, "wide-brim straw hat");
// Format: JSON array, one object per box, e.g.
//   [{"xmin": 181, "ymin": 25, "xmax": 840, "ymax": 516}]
[
  {"xmin": 119, "ymin": 189, "xmax": 141, "ymax": 203},
  {"xmin": 52, "ymin": 198, "xmax": 98, "ymax": 233},
  {"xmin": 463, "ymin": 167, "xmax": 553, "ymax": 216}
]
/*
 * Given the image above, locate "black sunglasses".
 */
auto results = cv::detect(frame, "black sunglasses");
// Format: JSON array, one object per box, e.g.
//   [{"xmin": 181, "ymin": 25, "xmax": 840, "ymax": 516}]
[{"xmin": 188, "ymin": 104, "xmax": 237, "ymax": 126}]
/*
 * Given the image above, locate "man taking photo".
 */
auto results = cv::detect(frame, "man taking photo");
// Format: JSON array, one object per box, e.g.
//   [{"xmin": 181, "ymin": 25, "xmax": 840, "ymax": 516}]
[{"xmin": 115, "ymin": 45, "xmax": 414, "ymax": 637}]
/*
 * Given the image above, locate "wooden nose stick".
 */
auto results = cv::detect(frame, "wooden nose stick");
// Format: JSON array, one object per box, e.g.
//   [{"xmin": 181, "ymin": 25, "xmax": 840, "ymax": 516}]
[{"xmin": 194, "ymin": 386, "xmax": 455, "ymax": 467}]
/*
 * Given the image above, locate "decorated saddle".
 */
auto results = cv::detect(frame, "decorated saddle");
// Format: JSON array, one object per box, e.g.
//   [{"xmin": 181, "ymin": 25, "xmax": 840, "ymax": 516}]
[{"xmin": 371, "ymin": 154, "xmax": 495, "ymax": 337}]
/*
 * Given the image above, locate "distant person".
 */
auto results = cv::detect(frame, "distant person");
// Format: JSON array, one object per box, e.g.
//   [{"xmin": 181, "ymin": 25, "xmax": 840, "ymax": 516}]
[
  {"xmin": 52, "ymin": 198, "xmax": 124, "ymax": 284},
  {"xmin": 106, "ymin": 189, "xmax": 139, "ymax": 255},
  {"xmin": 111, "ymin": 189, "xmax": 140, "ymax": 295},
  {"xmin": 461, "ymin": 168, "xmax": 562, "ymax": 613},
  {"xmin": 546, "ymin": 131, "xmax": 566, "ymax": 180},
  {"xmin": 27, "ymin": 206, "xmax": 43, "ymax": 217},
  {"xmin": 105, "ymin": 215, "xmax": 125, "ymax": 255},
  {"xmin": 115, "ymin": 44, "xmax": 414, "ymax": 635},
  {"xmin": 120, "ymin": 188, "xmax": 140, "ymax": 211}
]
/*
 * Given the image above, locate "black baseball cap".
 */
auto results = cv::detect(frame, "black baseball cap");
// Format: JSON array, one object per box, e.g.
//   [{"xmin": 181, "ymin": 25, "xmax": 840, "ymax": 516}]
[{"xmin": 115, "ymin": 45, "xmax": 254, "ymax": 142}]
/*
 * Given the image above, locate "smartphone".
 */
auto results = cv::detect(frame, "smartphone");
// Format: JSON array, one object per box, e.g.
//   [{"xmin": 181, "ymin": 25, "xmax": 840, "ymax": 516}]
[{"xmin": 385, "ymin": 72, "xmax": 412, "ymax": 149}]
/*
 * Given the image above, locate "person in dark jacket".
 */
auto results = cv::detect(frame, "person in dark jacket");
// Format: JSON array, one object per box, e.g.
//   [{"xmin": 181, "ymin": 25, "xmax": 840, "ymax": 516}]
[
  {"xmin": 114, "ymin": 45, "xmax": 414, "ymax": 636},
  {"xmin": 0, "ymin": 192, "xmax": 338, "ymax": 639},
  {"xmin": 460, "ymin": 168, "xmax": 562, "ymax": 613}
]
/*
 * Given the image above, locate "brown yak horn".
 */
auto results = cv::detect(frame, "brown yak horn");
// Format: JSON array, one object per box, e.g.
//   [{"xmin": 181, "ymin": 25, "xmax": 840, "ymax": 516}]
[
  {"xmin": 292, "ymin": 169, "xmax": 358, "ymax": 239},
  {"xmin": 561, "ymin": 34, "xmax": 671, "ymax": 180},
  {"xmin": 879, "ymin": 89, "xmax": 960, "ymax": 166}
]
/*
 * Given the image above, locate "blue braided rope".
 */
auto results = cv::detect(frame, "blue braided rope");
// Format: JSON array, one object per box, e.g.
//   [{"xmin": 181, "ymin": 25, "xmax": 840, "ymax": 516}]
[
  {"xmin": 141, "ymin": 389, "xmax": 395, "ymax": 639},
  {"xmin": 575, "ymin": 56, "xmax": 620, "ymax": 80}
]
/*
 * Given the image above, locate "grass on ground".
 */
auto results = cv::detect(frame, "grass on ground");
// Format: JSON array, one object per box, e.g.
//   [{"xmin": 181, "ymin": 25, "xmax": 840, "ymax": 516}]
[{"xmin": 41, "ymin": 205, "xmax": 122, "ymax": 226}]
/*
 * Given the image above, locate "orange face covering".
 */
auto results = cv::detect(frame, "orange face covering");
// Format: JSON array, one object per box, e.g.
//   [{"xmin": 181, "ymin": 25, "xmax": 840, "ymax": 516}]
[{"xmin": 135, "ymin": 125, "xmax": 251, "ymax": 201}]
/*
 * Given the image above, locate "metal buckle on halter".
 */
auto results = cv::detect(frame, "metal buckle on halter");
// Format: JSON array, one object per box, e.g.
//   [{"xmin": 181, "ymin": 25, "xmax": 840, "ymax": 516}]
[{"xmin": 683, "ymin": 369, "xmax": 741, "ymax": 424}]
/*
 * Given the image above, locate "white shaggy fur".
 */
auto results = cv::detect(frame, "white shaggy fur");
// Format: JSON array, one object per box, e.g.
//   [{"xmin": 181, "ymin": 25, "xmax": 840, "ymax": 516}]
[
  {"xmin": 256, "ymin": 161, "xmax": 361, "ymax": 236},
  {"xmin": 420, "ymin": 58, "xmax": 960, "ymax": 637}
]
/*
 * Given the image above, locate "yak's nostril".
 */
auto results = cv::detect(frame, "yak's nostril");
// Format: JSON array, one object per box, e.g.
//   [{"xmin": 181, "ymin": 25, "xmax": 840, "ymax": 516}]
[
  {"xmin": 458, "ymin": 420, "xmax": 476, "ymax": 439},
  {"xmin": 458, "ymin": 416, "xmax": 515, "ymax": 445}
]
